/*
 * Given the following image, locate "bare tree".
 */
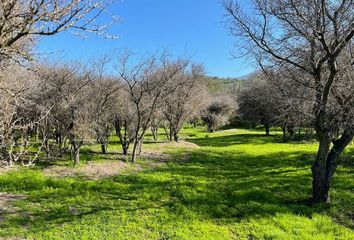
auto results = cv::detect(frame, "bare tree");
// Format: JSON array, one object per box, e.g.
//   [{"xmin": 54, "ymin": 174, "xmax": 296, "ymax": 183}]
[
  {"xmin": 0, "ymin": 65, "xmax": 46, "ymax": 166},
  {"xmin": 150, "ymin": 110, "xmax": 164, "ymax": 142},
  {"xmin": 89, "ymin": 78, "xmax": 119, "ymax": 154},
  {"xmin": 117, "ymin": 52, "xmax": 190, "ymax": 163},
  {"xmin": 237, "ymin": 74, "xmax": 279, "ymax": 136},
  {"xmin": 88, "ymin": 57, "xmax": 120, "ymax": 154},
  {"xmin": 161, "ymin": 64, "xmax": 208, "ymax": 141},
  {"xmin": 201, "ymin": 96, "xmax": 235, "ymax": 133},
  {"xmin": 223, "ymin": 0, "xmax": 354, "ymax": 203},
  {"xmin": 36, "ymin": 63, "xmax": 94, "ymax": 165},
  {"xmin": 0, "ymin": 0, "xmax": 116, "ymax": 65},
  {"xmin": 113, "ymin": 91, "xmax": 136, "ymax": 157},
  {"xmin": 238, "ymin": 71, "xmax": 314, "ymax": 141}
]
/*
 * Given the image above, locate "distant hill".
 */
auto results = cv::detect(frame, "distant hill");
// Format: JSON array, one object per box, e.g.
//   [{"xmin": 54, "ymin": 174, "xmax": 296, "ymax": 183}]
[
  {"xmin": 204, "ymin": 76, "xmax": 245, "ymax": 94},
  {"xmin": 237, "ymin": 72, "xmax": 255, "ymax": 81}
]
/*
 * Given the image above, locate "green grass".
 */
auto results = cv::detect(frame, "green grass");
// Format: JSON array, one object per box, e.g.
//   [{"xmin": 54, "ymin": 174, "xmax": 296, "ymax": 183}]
[{"xmin": 0, "ymin": 127, "xmax": 353, "ymax": 239}]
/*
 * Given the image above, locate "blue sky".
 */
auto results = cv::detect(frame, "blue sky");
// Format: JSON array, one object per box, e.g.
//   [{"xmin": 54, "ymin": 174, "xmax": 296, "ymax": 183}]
[{"xmin": 36, "ymin": 0, "xmax": 255, "ymax": 78}]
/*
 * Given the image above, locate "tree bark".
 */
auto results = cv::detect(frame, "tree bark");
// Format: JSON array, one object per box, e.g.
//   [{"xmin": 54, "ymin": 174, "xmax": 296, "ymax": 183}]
[
  {"xmin": 101, "ymin": 144, "xmax": 107, "ymax": 154},
  {"xmin": 72, "ymin": 147, "xmax": 80, "ymax": 166},
  {"xmin": 287, "ymin": 126, "xmax": 294, "ymax": 140},
  {"xmin": 173, "ymin": 132, "xmax": 179, "ymax": 142},
  {"xmin": 137, "ymin": 139, "xmax": 142, "ymax": 155},
  {"xmin": 131, "ymin": 141, "xmax": 138, "ymax": 163},
  {"xmin": 281, "ymin": 123, "xmax": 287, "ymax": 143},
  {"xmin": 311, "ymin": 135, "xmax": 331, "ymax": 203},
  {"xmin": 264, "ymin": 122, "xmax": 270, "ymax": 136},
  {"xmin": 74, "ymin": 149, "xmax": 80, "ymax": 166},
  {"xmin": 151, "ymin": 126, "xmax": 158, "ymax": 141},
  {"xmin": 44, "ymin": 138, "xmax": 50, "ymax": 158},
  {"xmin": 122, "ymin": 143, "xmax": 128, "ymax": 156},
  {"xmin": 312, "ymin": 131, "xmax": 353, "ymax": 203},
  {"xmin": 71, "ymin": 140, "xmax": 82, "ymax": 166},
  {"xmin": 114, "ymin": 119, "xmax": 131, "ymax": 156},
  {"xmin": 169, "ymin": 124, "xmax": 173, "ymax": 142},
  {"xmin": 163, "ymin": 125, "xmax": 170, "ymax": 141}
]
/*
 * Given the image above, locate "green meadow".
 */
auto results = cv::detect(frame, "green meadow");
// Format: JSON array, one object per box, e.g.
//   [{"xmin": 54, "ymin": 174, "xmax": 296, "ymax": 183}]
[{"xmin": 0, "ymin": 127, "xmax": 353, "ymax": 239}]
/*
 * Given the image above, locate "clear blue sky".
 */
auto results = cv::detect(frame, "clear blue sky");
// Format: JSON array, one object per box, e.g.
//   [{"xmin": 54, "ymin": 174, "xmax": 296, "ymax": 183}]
[{"xmin": 36, "ymin": 0, "xmax": 254, "ymax": 78}]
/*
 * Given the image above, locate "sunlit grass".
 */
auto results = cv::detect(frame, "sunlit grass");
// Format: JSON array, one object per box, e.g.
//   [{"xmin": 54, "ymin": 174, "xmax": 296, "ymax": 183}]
[{"xmin": 0, "ymin": 127, "xmax": 353, "ymax": 239}]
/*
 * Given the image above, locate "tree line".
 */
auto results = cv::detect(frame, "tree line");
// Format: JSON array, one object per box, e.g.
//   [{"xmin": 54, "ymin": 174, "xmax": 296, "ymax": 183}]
[{"xmin": 0, "ymin": 53, "xmax": 238, "ymax": 166}]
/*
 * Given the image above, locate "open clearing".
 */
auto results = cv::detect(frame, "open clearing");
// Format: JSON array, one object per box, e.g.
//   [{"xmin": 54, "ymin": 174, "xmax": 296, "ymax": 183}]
[{"xmin": 0, "ymin": 127, "xmax": 353, "ymax": 239}]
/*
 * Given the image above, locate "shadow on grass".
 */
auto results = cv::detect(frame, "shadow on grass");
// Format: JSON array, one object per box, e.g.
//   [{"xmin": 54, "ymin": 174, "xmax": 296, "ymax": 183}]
[
  {"xmin": 34, "ymin": 148, "xmax": 124, "ymax": 170},
  {"xmin": 189, "ymin": 134, "xmax": 281, "ymax": 147},
  {"xmin": 189, "ymin": 132, "xmax": 318, "ymax": 148}
]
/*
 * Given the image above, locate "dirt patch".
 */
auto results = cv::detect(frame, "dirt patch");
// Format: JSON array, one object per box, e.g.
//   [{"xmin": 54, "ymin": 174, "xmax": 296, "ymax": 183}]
[
  {"xmin": 142, "ymin": 152, "xmax": 172, "ymax": 162},
  {"xmin": 164, "ymin": 140, "xmax": 200, "ymax": 149},
  {"xmin": 0, "ymin": 192, "xmax": 27, "ymax": 222},
  {"xmin": 141, "ymin": 140, "xmax": 198, "ymax": 164},
  {"xmin": 43, "ymin": 161, "xmax": 134, "ymax": 180},
  {"xmin": 43, "ymin": 141, "xmax": 198, "ymax": 179},
  {"xmin": 143, "ymin": 140, "xmax": 199, "ymax": 153},
  {"xmin": 0, "ymin": 166, "xmax": 18, "ymax": 176}
]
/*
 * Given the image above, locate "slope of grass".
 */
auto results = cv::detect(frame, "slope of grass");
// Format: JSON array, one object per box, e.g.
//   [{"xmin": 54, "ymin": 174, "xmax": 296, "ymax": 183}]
[{"xmin": 0, "ymin": 127, "xmax": 353, "ymax": 239}]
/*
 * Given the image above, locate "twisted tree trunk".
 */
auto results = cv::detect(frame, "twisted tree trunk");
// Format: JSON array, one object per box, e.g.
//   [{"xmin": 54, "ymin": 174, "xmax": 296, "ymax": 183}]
[{"xmin": 312, "ymin": 131, "xmax": 353, "ymax": 203}]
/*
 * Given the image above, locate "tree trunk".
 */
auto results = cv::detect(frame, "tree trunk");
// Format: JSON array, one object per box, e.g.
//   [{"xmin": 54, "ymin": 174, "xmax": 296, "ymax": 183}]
[
  {"xmin": 281, "ymin": 123, "xmax": 287, "ymax": 143},
  {"xmin": 137, "ymin": 138, "xmax": 143, "ymax": 155},
  {"xmin": 169, "ymin": 124, "xmax": 173, "ymax": 142},
  {"xmin": 115, "ymin": 119, "xmax": 131, "ymax": 157},
  {"xmin": 264, "ymin": 122, "xmax": 270, "ymax": 136},
  {"xmin": 151, "ymin": 125, "xmax": 158, "ymax": 141},
  {"xmin": 70, "ymin": 140, "xmax": 82, "ymax": 166},
  {"xmin": 122, "ymin": 143, "xmax": 128, "ymax": 156},
  {"xmin": 287, "ymin": 126, "xmax": 294, "ymax": 140},
  {"xmin": 72, "ymin": 147, "xmax": 80, "ymax": 166},
  {"xmin": 207, "ymin": 123, "xmax": 214, "ymax": 133},
  {"xmin": 312, "ymin": 135, "xmax": 331, "ymax": 203},
  {"xmin": 173, "ymin": 132, "xmax": 179, "ymax": 142},
  {"xmin": 311, "ymin": 131, "xmax": 353, "ymax": 203},
  {"xmin": 74, "ymin": 149, "xmax": 80, "ymax": 166},
  {"xmin": 57, "ymin": 134, "xmax": 67, "ymax": 157},
  {"xmin": 101, "ymin": 144, "xmax": 107, "ymax": 154},
  {"xmin": 131, "ymin": 141, "xmax": 138, "ymax": 163},
  {"xmin": 44, "ymin": 138, "xmax": 50, "ymax": 158},
  {"xmin": 163, "ymin": 125, "xmax": 170, "ymax": 141}
]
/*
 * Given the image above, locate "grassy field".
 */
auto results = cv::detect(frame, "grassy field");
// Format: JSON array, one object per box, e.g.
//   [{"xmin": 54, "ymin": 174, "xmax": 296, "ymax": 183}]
[{"xmin": 0, "ymin": 127, "xmax": 353, "ymax": 239}]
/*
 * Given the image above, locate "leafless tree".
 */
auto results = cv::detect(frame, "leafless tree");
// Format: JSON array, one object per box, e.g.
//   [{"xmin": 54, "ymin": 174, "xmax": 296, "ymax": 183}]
[
  {"xmin": 150, "ymin": 109, "xmax": 164, "ymax": 142},
  {"xmin": 237, "ymin": 74, "xmax": 279, "ymax": 136},
  {"xmin": 0, "ymin": 65, "xmax": 47, "ymax": 166},
  {"xmin": 223, "ymin": 0, "xmax": 354, "ymax": 203},
  {"xmin": 161, "ymin": 64, "xmax": 208, "ymax": 141},
  {"xmin": 88, "ymin": 57, "xmax": 120, "ymax": 154},
  {"xmin": 237, "ymin": 71, "xmax": 313, "ymax": 141},
  {"xmin": 117, "ymin": 52, "xmax": 190, "ymax": 163},
  {"xmin": 265, "ymin": 69, "xmax": 315, "ymax": 142},
  {"xmin": 0, "ymin": 0, "xmax": 120, "ymax": 167},
  {"xmin": 36, "ymin": 63, "xmax": 94, "ymax": 165},
  {"xmin": 113, "ymin": 90, "xmax": 136, "ymax": 157},
  {"xmin": 201, "ymin": 96, "xmax": 235, "ymax": 133},
  {"xmin": 0, "ymin": 0, "xmax": 117, "ymax": 65}
]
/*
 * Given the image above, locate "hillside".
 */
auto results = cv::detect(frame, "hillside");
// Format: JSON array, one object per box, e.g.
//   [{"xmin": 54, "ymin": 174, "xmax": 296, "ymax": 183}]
[{"xmin": 204, "ymin": 76, "xmax": 246, "ymax": 94}]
